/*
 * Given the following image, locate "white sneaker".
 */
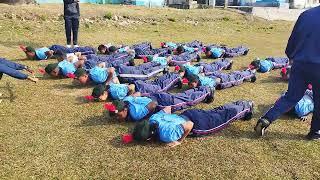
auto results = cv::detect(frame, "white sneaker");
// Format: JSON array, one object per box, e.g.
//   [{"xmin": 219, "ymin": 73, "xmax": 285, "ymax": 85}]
[
  {"xmin": 74, "ymin": 45, "xmax": 79, "ymax": 48},
  {"xmin": 66, "ymin": 45, "xmax": 72, "ymax": 48}
]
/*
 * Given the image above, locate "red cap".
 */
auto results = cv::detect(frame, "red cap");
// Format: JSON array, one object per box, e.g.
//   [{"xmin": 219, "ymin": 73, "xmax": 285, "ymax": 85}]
[
  {"xmin": 175, "ymin": 65, "xmax": 180, "ymax": 71},
  {"xmin": 142, "ymin": 56, "xmax": 148, "ymax": 63},
  {"xmin": 248, "ymin": 64, "xmax": 255, "ymax": 70},
  {"xmin": 182, "ymin": 78, "xmax": 189, "ymax": 84},
  {"xmin": 84, "ymin": 95, "xmax": 94, "ymax": 101},
  {"xmin": 281, "ymin": 67, "xmax": 287, "ymax": 75},
  {"xmin": 122, "ymin": 133, "xmax": 134, "ymax": 144},
  {"xmin": 104, "ymin": 103, "xmax": 116, "ymax": 112},
  {"xmin": 160, "ymin": 42, "xmax": 165, "ymax": 47},
  {"xmin": 66, "ymin": 73, "xmax": 75, "ymax": 79},
  {"xmin": 202, "ymin": 47, "xmax": 206, "ymax": 52},
  {"xmin": 19, "ymin": 45, "xmax": 26, "ymax": 51},
  {"xmin": 38, "ymin": 68, "xmax": 46, "ymax": 74}
]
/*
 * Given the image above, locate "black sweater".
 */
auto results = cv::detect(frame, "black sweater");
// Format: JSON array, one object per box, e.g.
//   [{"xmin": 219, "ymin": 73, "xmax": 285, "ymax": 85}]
[{"xmin": 63, "ymin": 0, "xmax": 80, "ymax": 17}]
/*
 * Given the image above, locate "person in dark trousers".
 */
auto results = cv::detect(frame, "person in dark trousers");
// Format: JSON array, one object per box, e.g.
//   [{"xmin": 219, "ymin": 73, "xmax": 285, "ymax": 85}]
[
  {"xmin": 254, "ymin": 6, "xmax": 320, "ymax": 140},
  {"xmin": 63, "ymin": 0, "xmax": 80, "ymax": 47}
]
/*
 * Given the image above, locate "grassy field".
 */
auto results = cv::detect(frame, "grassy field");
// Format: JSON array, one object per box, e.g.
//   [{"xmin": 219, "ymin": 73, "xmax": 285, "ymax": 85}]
[{"xmin": 0, "ymin": 4, "xmax": 319, "ymax": 179}]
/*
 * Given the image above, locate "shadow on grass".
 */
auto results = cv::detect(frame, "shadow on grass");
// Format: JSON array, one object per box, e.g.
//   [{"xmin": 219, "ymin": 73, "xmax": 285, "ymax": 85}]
[
  {"xmin": 259, "ymin": 75, "xmax": 286, "ymax": 84},
  {"xmin": 109, "ymin": 135, "xmax": 163, "ymax": 149},
  {"xmin": 76, "ymin": 113, "xmax": 121, "ymax": 127},
  {"xmin": 222, "ymin": 128, "xmax": 306, "ymax": 141},
  {"xmin": 0, "ymin": 82, "xmax": 16, "ymax": 102},
  {"xmin": 52, "ymin": 81, "xmax": 94, "ymax": 89}
]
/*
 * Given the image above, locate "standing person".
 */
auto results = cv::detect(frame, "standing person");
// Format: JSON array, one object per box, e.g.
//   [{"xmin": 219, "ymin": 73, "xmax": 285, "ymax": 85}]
[
  {"xmin": 254, "ymin": 6, "xmax": 320, "ymax": 140},
  {"xmin": 63, "ymin": 0, "xmax": 80, "ymax": 48}
]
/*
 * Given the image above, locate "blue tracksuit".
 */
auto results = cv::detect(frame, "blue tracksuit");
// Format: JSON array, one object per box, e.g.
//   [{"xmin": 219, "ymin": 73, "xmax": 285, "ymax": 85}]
[
  {"xmin": 170, "ymin": 52, "xmax": 200, "ymax": 66},
  {"xmin": 131, "ymin": 42, "xmax": 152, "ymax": 53},
  {"xmin": 210, "ymin": 69, "xmax": 255, "ymax": 89},
  {"xmin": 148, "ymin": 86, "xmax": 212, "ymax": 112},
  {"xmin": 86, "ymin": 53, "xmax": 133, "ymax": 69},
  {"xmin": 263, "ymin": 6, "xmax": 320, "ymax": 132},
  {"xmin": 49, "ymin": 45, "xmax": 96, "ymax": 55},
  {"xmin": 258, "ymin": 57, "xmax": 289, "ymax": 73},
  {"xmin": 35, "ymin": 47, "xmax": 51, "ymax": 60},
  {"xmin": 295, "ymin": 90, "xmax": 314, "ymax": 118},
  {"xmin": 136, "ymin": 48, "xmax": 170, "ymax": 58},
  {"xmin": 123, "ymin": 96, "xmax": 153, "ymax": 121},
  {"xmin": 182, "ymin": 40, "xmax": 203, "ymax": 49},
  {"xmin": 181, "ymin": 100, "xmax": 253, "ymax": 136},
  {"xmin": 134, "ymin": 73, "xmax": 181, "ymax": 95},
  {"xmin": 207, "ymin": 45, "xmax": 249, "ymax": 58},
  {"xmin": 108, "ymin": 83, "xmax": 129, "ymax": 100},
  {"xmin": 118, "ymin": 62, "xmax": 166, "ymax": 82},
  {"xmin": 0, "ymin": 58, "xmax": 28, "ymax": 80},
  {"xmin": 198, "ymin": 58, "xmax": 232, "ymax": 75}
]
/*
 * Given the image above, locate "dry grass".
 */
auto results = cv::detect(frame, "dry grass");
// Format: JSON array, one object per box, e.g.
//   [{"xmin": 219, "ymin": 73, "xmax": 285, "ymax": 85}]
[{"xmin": 1, "ymin": 4, "xmax": 320, "ymax": 179}]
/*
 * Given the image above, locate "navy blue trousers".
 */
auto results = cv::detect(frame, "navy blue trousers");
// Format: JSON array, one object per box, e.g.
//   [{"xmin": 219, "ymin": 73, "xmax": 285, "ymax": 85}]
[
  {"xmin": 0, "ymin": 58, "xmax": 28, "ymax": 80},
  {"xmin": 182, "ymin": 40, "xmax": 203, "ymax": 49},
  {"xmin": 265, "ymin": 57, "xmax": 289, "ymax": 69},
  {"xmin": 86, "ymin": 53, "xmax": 132, "ymax": 69},
  {"xmin": 131, "ymin": 42, "xmax": 152, "ymax": 52},
  {"xmin": 134, "ymin": 73, "xmax": 181, "ymax": 95},
  {"xmin": 170, "ymin": 52, "xmax": 200, "ymax": 66},
  {"xmin": 181, "ymin": 100, "xmax": 252, "ymax": 136},
  {"xmin": 210, "ymin": 69, "xmax": 255, "ymax": 89},
  {"xmin": 198, "ymin": 59, "xmax": 232, "ymax": 75},
  {"xmin": 64, "ymin": 16, "xmax": 79, "ymax": 45},
  {"xmin": 223, "ymin": 45, "xmax": 249, "ymax": 58},
  {"xmin": 136, "ymin": 48, "xmax": 170, "ymax": 58},
  {"xmin": 149, "ymin": 86, "xmax": 212, "ymax": 112},
  {"xmin": 49, "ymin": 45, "xmax": 96, "ymax": 55},
  {"xmin": 263, "ymin": 62, "xmax": 320, "ymax": 132}
]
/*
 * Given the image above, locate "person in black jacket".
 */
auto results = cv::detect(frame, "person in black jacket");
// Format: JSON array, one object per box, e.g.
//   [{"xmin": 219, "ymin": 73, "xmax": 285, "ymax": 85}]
[{"xmin": 63, "ymin": 0, "xmax": 80, "ymax": 47}]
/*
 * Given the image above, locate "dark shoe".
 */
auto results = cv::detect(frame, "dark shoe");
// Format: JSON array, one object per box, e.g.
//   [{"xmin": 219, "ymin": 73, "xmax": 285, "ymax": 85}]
[
  {"xmin": 243, "ymin": 101, "xmax": 254, "ymax": 121},
  {"xmin": 226, "ymin": 61, "xmax": 233, "ymax": 70},
  {"xmin": 250, "ymin": 75, "xmax": 257, "ymax": 83},
  {"xmin": 163, "ymin": 68, "xmax": 169, "ymax": 74},
  {"xmin": 243, "ymin": 49, "xmax": 249, "ymax": 56},
  {"xmin": 215, "ymin": 84, "xmax": 223, "ymax": 90},
  {"xmin": 306, "ymin": 131, "xmax": 320, "ymax": 140},
  {"xmin": 205, "ymin": 88, "xmax": 215, "ymax": 103},
  {"xmin": 177, "ymin": 80, "xmax": 183, "ymax": 89},
  {"xmin": 0, "ymin": 72, "xmax": 3, "ymax": 80},
  {"xmin": 254, "ymin": 118, "xmax": 270, "ymax": 137},
  {"xmin": 129, "ymin": 59, "xmax": 135, "ymax": 66},
  {"xmin": 196, "ymin": 55, "xmax": 201, "ymax": 62}
]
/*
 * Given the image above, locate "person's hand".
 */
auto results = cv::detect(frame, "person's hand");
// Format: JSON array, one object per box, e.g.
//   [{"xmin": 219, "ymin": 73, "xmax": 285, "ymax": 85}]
[{"xmin": 167, "ymin": 141, "xmax": 181, "ymax": 148}]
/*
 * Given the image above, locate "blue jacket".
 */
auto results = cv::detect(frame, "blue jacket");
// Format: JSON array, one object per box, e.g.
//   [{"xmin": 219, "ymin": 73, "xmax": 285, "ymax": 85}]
[
  {"xmin": 286, "ymin": 6, "xmax": 320, "ymax": 64},
  {"xmin": 63, "ymin": 0, "xmax": 80, "ymax": 17}
]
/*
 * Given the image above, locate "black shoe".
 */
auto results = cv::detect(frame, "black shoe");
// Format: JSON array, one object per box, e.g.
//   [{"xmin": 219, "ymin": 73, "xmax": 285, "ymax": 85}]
[
  {"xmin": 243, "ymin": 101, "xmax": 254, "ymax": 121},
  {"xmin": 196, "ymin": 55, "xmax": 201, "ymax": 62},
  {"xmin": 0, "ymin": 72, "xmax": 3, "ymax": 80},
  {"xmin": 226, "ymin": 61, "xmax": 233, "ymax": 70},
  {"xmin": 163, "ymin": 68, "xmax": 169, "ymax": 74},
  {"xmin": 254, "ymin": 118, "xmax": 270, "ymax": 137},
  {"xmin": 250, "ymin": 75, "xmax": 257, "ymax": 83},
  {"xmin": 129, "ymin": 59, "xmax": 135, "ymax": 66},
  {"xmin": 306, "ymin": 131, "xmax": 320, "ymax": 140},
  {"xmin": 243, "ymin": 49, "xmax": 249, "ymax": 56},
  {"xmin": 177, "ymin": 80, "xmax": 183, "ymax": 89},
  {"xmin": 205, "ymin": 88, "xmax": 215, "ymax": 103},
  {"xmin": 215, "ymin": 84, "xmax": 223, "ymax": 90}
]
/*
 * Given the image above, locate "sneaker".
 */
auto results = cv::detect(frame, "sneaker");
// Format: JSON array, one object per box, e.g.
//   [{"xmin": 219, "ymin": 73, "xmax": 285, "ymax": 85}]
[
  {"xmin": 74, "ymin": 45, "xmax": 79, "ymax": 48},
  {"xmin": 243, "ymin": 101, "xmax": 254, "ymax": 121},
  {"xmin": 66, "ymin": 45, "xmax": 72, "ymax": 48},
  {"xmin": 226, "ymin": 61, "xmax": 233, "ymax": 70},
  {"xmin": 254, "ymin": 118, "xmax": 270, "ymax": 137},
  {"xmin": 306, "ymin": 131, "xmax": 320, "ymax": 140},
  {"xmin": 205, "ymin": 88, "xmax": 215, "ymax": 103},
  {"xmin": 250, "ymin": 75, "xmax": 257, "ymax": 83}
]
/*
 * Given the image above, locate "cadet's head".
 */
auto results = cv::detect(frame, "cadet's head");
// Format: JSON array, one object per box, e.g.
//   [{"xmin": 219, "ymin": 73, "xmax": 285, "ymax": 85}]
[
  {"xmin": 108, "ymin": 46, "xmax": 118, "ymax": 54},
  {"xmin": 175, "ymin": 65, "xmax": 186, "ymax": 77},
  {"xmin": 45, "ymin": 50, "xmax": 54, "ymax": 58},
  {"xmin": 175, "ymin": 46, "xmax": 185, "ymax": 55},
  {"xmin": 250, "ymin": 60, "xmax": 261, "ymax": 70},
  {"xmin": 45, "ymin": 63, "xmax": 60, "ymax": 77},
  {"xmin": 54, "ymin": 50, "xmax": 67, "ymax": 61},
  {"xmin": 92, "ymin": 84, "xmax": 109, "ymax": 101},
  {"xmin": 205, "ymin": 47, "xmax": 212, "ymax": 57},
  {"xmin": 105, "ymin": 100, "xmax": 128, "ymax": 122},
  {"xmin": 281, "ymin": 67, "xmax": 291, "ymax": 80},
  {"xmin": 132, "ymin": 119, "xmax": 158, "ymax": 142},
  {"xmin": 98, "ymin": 44, "xmax": 107, "ymax": 54},
  {"xmin": 188, "ymin": 74, "xmax": 200, "ymax": 88},
  {"xmin": 25, "ymin": 46, "xmax": 36, "ymax": 59},
  {"xmin": 74, "ymin": 68, "xmax": 89, "ymax": 84}
]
